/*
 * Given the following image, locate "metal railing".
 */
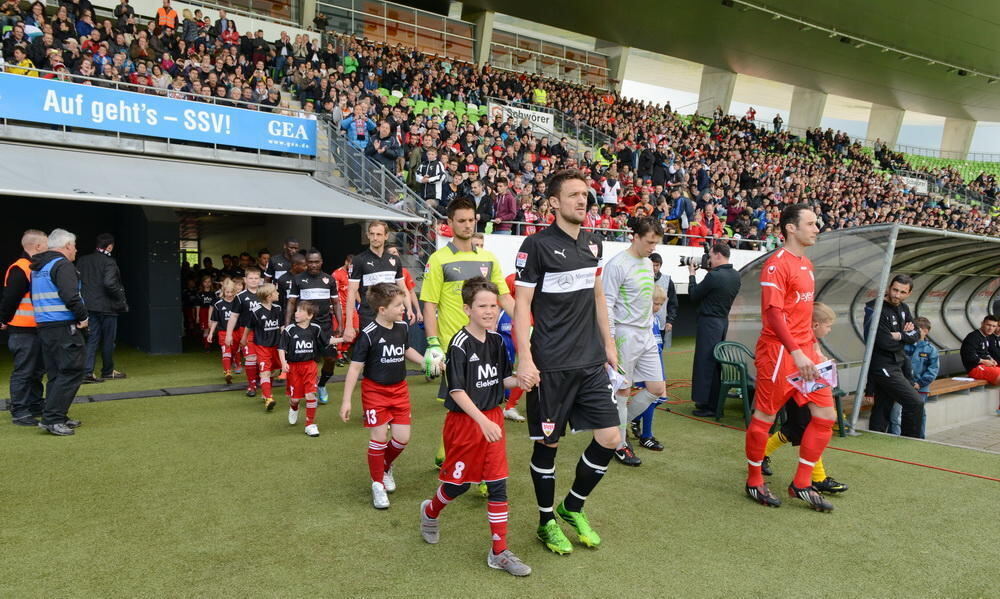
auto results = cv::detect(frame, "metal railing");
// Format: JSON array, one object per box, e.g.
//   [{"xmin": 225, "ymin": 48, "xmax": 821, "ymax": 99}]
[
  {"xmin": 494, "ymin": 220, "xmax": 769, "ymax": 249},
  {"xmin": 322, "ymin": 117, "xmax": 441, "ymax": 267},
  {"xmin": 483, "ymin": 96, "xmax": 614, "ymax": 157}
]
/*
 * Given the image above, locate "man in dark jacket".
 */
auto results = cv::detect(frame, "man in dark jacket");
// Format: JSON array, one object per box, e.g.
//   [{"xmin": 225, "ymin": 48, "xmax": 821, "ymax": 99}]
[
  {"xmin": 960, "ymin": 315, "xmax": 1000, "ymax": 385},
  {"xmin": 864, "ymin": 274, "xmax": 923, "ymax": 437},
  {"xmin": 1, "ymin": 229, "xmax": 48, "ymax": 426},
  {"xmin": 364, "ymin": 121, "xmax": 401, "ymax": 174},
  {"xmin": 77, "ymin": 233, "xmax": 128, "ymax": 383},
  {"xmin": 30, "ymin": 228, "xmax": 89, "ymax": 436},
  {"xmin": 414, "ymin": 147, "xmax": 446, "ymax": 209},
  {"xmin": 687, "ymin": 242, "xmax": 742, "ymax": 417}
]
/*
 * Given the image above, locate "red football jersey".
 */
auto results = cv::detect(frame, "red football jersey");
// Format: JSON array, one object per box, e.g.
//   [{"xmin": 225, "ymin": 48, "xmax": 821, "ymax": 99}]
[{"xmin": 759, "ymin": 247, "xmax": 816, "ymax": 348}]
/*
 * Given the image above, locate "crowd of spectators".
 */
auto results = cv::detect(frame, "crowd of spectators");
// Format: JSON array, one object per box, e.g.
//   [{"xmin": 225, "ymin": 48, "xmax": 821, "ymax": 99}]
[{"xmin": 2, "ymin": 0, "xmax": 998, "ymax": 242}]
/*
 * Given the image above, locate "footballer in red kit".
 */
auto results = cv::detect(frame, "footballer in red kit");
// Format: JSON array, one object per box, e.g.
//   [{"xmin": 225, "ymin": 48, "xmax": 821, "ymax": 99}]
[{"xmin": 744, "ymin": 204, "xmax": 836, "ymax": 513}]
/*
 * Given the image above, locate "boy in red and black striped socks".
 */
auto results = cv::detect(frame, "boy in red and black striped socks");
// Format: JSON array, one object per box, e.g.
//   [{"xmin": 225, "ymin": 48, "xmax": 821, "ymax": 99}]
[{"xmin": 419, "ymin": 277, "xmax": 531, "ymax": 577}]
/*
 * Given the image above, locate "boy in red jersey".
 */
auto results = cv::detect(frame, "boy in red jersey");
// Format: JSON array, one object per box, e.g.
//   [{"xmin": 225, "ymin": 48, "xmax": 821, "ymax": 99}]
[
  {"xmin": 244, "ymin": 283, "xmax": 283, "ymax": 412},
  {"xmin": 744, "ymin": 204, "xmax": 836, "ymax": 512},
  {"xmin": 419, "ymin": 277, "xmax": 529, "ymax": 576},
  {"xmin": 340, "ymin": 283, "xmax": 425, "ymax": 509}
]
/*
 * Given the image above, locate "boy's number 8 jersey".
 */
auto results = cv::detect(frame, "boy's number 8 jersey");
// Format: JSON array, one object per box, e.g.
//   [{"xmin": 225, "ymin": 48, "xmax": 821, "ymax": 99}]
[{"xmin": 444, "ymin": 328, "xmax": 511, "ymax": 412}]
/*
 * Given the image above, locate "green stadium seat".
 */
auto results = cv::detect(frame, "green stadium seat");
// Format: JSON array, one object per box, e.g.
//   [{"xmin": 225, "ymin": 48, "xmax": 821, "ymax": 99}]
[
  {"xmin": 441, "ymin": 100, "xmax": 455, "ymax": 111},
  {"xmin": 712, "ymin": 341, "xmax": 755, "ymax": 425},
  {"xmin": 414, "ymin": 100, "xmax": 428, "ymax": 113},
  {"xmin": 377, "ymin": 88, "xmax": 389, "ymax": 97},
  {"xmin": 385, "ymin": 95, "xmax": 400, "ymax": 107}
]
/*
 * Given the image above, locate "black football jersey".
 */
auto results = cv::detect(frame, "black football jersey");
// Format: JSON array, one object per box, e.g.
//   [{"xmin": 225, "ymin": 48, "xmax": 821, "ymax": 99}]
[
  {"xmin": 211, "ymin": 297, "xmax": 237, "ymax": 325},
  {"xmin": 351, "ymin": 320, "xmax": 410, "ymax": 384},
  {"xmin": 232, "ymin": 288, "xmax": 261, "ymax": 328},
  {"xmin": 444, "ymin": 328, "xmax": 511, "ymax": 412},
  {"xmin": 247, "ymin": 304, "xmax": 283, "ymax": 347},
  {"xmin": 288, "ymin": 272, "xmax": 338, "ymax": 323},
  {"xmin": 276, "ymin": 271, "xmax": 295, "ymax": 310},
  {"xmin": 279, "ymin": 322, "xmax": 328, "ymax": 362},
  {"xmin": 197, "ymin": 290, "xmax": 216, "ymax": 308},
  {"xmin": 350, "ymin": 248, "xmax": 404, "ymax": 322},
  {"xmin": 514, "ymin": 223, "xmax": 605, "ymax": 371},
  {"xmin": 270, "ymin": 254, "xmax": 291, "ymax": 281}
]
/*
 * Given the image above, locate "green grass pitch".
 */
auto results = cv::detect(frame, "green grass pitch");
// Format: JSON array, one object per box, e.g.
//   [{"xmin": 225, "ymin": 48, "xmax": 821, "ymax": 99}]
[{"xmin": 1, "ymin": 339, "xmax": 998, "ymax": 597}]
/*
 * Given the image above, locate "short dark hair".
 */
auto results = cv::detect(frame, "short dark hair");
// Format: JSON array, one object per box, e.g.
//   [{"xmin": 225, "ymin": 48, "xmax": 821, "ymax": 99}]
[
  {"xmin": 257, "ymin": 248, "xmax": 271, "ymax": 257},
  {"xmin": 366, "ymin": 282, "xmax": 405, "ymax": 312},
  {"xmin": 547, "ymin": 168, "xmax": 588, "ymax": 201},
  {"xmin": 96, "ymin": 233, "xmax": 115, "ymax": 249},
  {"xmin": 914, "ymin": 316, "xmax": 932, "ymax": 331},
  {"xmin": 297, "ymin": 300, "xmax": 318, "ymax": 317},
  {"xmin": 291, "ymin": 253, "xmax": 307, "ymax": 264},
  {"xmin": 284, "ymin": 237, "xmax": 299, "ymax": 245},
  {"xmin": 649, "ymin": 252, "xmax": 663, "ymax": 265},
  {"xmin": 890, "ymin": 274, "xmax": 913, "ymax": 290},
  {"xmin": 461, "ymin": 276, "xmax": 499, "ymax": 306},
  {"xmin": 710, "ymin": 241, "xmax": 731, "ymax": 258},
  {"xmin": 984, "ymin": 315, "xmax": 999, "ymax": 324},
  {"xmin": 447, "ymin": 196, "xmax": 476, "ymax": 219},
  {"xmin": 306, "ymin": 248, "xmax": 322, "ymax": 258},
  {"xmin": 631, "ymin": 217, "xmax": 664, "ymax": 238},
  {"xmin": 779, "ymin": 203, "xmax": 811, "ymax": 239}
]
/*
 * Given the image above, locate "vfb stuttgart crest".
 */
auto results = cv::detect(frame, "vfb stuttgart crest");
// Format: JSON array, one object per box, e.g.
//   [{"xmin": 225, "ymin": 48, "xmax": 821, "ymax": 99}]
[
  {"xmin": 588, "ymin": 242, "xmax": 599, "ymax": 257},
  {"xmin": 480, "ymin": 265, "xmax": 489, "ymax": 277},
  {"xmin": 541, "ymin": 420, "xmax": 556, "ymax": 437}
]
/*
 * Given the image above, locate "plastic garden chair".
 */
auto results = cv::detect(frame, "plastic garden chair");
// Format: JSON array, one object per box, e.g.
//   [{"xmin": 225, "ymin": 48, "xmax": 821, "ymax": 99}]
[{"xmin": 712, "ymin": 341, "xmax": 755, "ymax": 425}]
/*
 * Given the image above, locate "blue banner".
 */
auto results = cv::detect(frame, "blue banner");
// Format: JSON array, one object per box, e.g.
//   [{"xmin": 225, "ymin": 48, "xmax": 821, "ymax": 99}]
[{"xmin": 0, "ymin": 73, "xmax": 316, "ymax": 156}]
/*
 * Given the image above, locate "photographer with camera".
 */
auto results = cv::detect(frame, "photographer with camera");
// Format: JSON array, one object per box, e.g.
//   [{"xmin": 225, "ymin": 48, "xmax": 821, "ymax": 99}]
[{"xmin": 685, "ymin": 241, "xmax": 741, "ymax": 417}]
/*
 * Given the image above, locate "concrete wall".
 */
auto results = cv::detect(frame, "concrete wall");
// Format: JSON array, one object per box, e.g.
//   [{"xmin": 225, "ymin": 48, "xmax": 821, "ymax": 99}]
[
  {"xmin": 696, "ymin": 66, "xmax": 736, "ymax": 116},
  {"xmin": 866, "ymin": 104, "xmax": 905, "ymax": 146},
  {"xmin": 940, "ymin": 117, "xmax": 976, "ymax": 159},
  {"xmin": 789, "ymin": 86, "xmax": 827, "ymax": 131}
]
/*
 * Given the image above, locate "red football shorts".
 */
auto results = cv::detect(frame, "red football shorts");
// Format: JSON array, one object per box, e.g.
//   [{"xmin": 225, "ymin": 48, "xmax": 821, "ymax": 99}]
[
  {"xmin": 753, "ymin": 340, "xmax": 833, "ymax": 415},
  {"xmin": 197, "ymin": 307, "xmax": 210, "ymax": 329},
  {"xmin": 251, "ymin": 344, "xmax": 281, "ymax": 372},
  {"xmin": 439, "ymin": 407, "xmax": 508, "ymax": 484},
  {"xmin": 217, "ymin": 327, "xmax": 242, "ymax": 349},
  {"xmin": 286, "ymin": 360, "xmax": 318, "ymax": 399},
  {"xmin": 360, "ymin": 379, "xmax": 411, "ymax": 428},
  {"xmin": 968, "ymin": 364, "xmax": 1000, "ymax": 384}
]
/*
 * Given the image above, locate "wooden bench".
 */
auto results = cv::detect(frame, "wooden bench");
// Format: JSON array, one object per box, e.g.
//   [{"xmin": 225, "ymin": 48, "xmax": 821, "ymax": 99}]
[{"xmin": 926, "ymin": 378, "xmax": 986, "ymax": 398}]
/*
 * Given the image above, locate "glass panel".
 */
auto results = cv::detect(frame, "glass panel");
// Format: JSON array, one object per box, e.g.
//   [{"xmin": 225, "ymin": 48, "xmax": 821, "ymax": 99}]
[
  {"xmin": 319, "ymin": 6, "xmax": 353, "ymax": 35},
  {"xmin": 417, "ymin": 12, "xmax": 443, "ymax": 31},
  {"xmin": 321, "ymin": 0, "xmax": 354, "ymax": 9},
  {"xmin": 360, "ymin": 13, "xmax": 385, "ymax": 41},
  {"xmin": 516, "ymin": 35, "xmax": 540, "ymax": 53},
  {"xmin": 385, "ymin": 5, "xmax": 414, "ymax": 24},
  {"xmin": 385, "ymin": 21, "xmax": 415, "ymax": 48},
  {"xmin": 493, "ymin": 30, "xmax": 516, "ymax": 47},
  {"xmin": 565, "ymin": 48, "xmax": 582, "ymax": 63},
  {"xmin": 416, "ymin": 28, "xmax": 444, "ymax": 56},
  {"xmin": 588, "ymin": 53, "xmax": 608, "ymax": 68},
  {"xmin": 445, "ymin": 20, "xmax": 473, "ymax": 39},
  {"xmin": 542, "ymin": 42, "xmax": 563, "ymax": 59},
  {"xmin": 490, "ymin": 44, "xmax": 511, "ymax": 69},
  {"xmin": 583, "ymin": 65, "xmax": 606, "ymax": 88},
  {"xmin": 358, "ymin": 0, "xmax": 384, "ymax": 17},
  {"xmin": 446, "ymin": 35, "xmax": 473, "ymax": 62}
]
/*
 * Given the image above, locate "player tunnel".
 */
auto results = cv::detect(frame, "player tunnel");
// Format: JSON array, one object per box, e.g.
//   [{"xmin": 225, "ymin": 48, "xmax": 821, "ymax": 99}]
[
  {"xmin": 728, "ymin": 224, "xmax": 1000, "ymax": 431},
  {"xmin": 0, "ymin": 143, "xmax": 425, "ymax": 354}
]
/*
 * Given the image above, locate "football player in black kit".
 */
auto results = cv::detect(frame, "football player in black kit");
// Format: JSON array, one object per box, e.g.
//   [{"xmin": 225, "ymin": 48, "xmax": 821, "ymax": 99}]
[
  {"xmin": 514, "ymin": 169, "xmax": 621, "ymax": 555},
  {"xmin": 286, "ymin": 249, "xmax": 343, "ymax": 403},
  {"xmin": 342, "ymin": 221, "xmax": 414, "ymax": 343}
]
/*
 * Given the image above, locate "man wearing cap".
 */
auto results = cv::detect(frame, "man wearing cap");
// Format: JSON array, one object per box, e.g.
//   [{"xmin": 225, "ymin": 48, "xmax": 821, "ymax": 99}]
[{"xmin": 1, "ymin": 230, "xmax": 48, "ymax": 426}]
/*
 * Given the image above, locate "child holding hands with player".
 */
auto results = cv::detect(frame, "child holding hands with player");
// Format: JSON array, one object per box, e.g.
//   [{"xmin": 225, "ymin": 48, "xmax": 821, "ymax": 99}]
[
  {"xmin": 340, "ymin": 283, "xmax": 425, "ymax": 509},
  {"xmin": 418, "ymin": 277, "xmax": 530, "ymax": 577}
]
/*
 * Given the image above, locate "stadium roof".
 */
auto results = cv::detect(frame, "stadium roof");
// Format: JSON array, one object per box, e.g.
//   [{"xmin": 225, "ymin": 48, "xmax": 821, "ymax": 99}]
[
  {"xmin": 0, "ymin": 143, "xmax": 424, "ymax": 223},
  {"xmin": 460, "ymin": 0, "xmax": 1000, "ymax": 121}
]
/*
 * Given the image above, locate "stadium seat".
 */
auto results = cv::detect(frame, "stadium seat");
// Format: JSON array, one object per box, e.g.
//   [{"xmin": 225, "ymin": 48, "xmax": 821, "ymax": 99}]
[
  {"xmin": 377, "ymin": 88, "xmax": 390, "ymax": 97},
  {"xmin": 441, "ymin": 100, "xmax": 455, "ymax": 111},
  {"xmin": 712, "ymin": 341, "xmax": 755, "ymax": 425},
  {"xmin": 414, "ymin": 100, "xmax": 428, "ymax": 113},
  {"xmin": 385, "ymin": 95, "xmax": 400, "ymax": 107}
]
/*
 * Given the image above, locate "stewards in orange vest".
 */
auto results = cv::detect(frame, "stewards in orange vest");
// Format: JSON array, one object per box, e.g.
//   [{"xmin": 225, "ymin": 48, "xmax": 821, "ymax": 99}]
[
  {"xmin": 0, "ymin": 229, "xmax": 48, "ymax": 426},
  {"xmin": 156, "ymin": 0, "xmax": 179, "ymax": 30}
]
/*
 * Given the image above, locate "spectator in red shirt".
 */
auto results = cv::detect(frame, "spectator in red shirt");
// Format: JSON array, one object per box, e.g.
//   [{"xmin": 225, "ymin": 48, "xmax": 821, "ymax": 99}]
[
  {"xmin": 687, "ymin": 209, "xmax": 710, "ymax": 247},
  {"xmin": 129, "ymin": 61, "xmax": 154, "ymax": 87}
]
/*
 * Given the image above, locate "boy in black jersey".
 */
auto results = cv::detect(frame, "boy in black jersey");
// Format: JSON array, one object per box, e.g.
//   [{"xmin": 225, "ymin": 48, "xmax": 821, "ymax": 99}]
[
  {"xmin": 206, "ymin": 278, "xmax": 240, "ymax": 384},
  {"xmin": 279, "ymin": 301, "xmax": 335, "ymax": 437},
  {"xmin": 244, "ymin": 283, "xmax": 283, "ymax": 411},
  {"xmin": 286, "ymin": 250, "xmax": 343, "ymax": 404},
  {"xmin": 339, "ymin": 283, "xmax": 424, "ymax": 510},
  {"xmin": 419, "ymin": 278, "xmax": 529, "ymax": 577},
  {"xmin": 196, "ymin": 275, "xmax": 216, "ymax": 350},
  {"xmin": 226, "ymin": 267, "xmax": 263, "ymax": 397}
]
